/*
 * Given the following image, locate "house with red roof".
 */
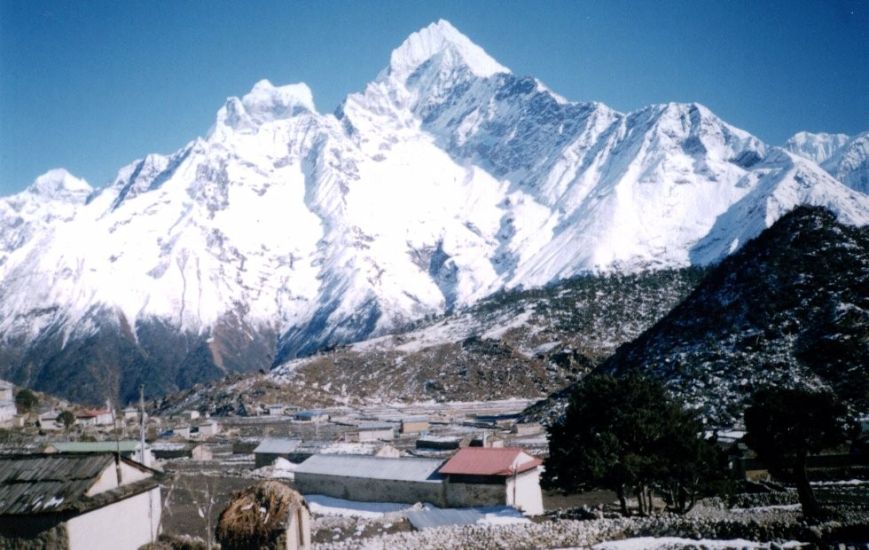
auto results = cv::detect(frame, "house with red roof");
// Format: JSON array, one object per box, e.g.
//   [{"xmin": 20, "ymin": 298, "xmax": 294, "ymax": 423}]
[{"xmin": 438, "ymin": 447, "xmax": 544, "ymax": 515}]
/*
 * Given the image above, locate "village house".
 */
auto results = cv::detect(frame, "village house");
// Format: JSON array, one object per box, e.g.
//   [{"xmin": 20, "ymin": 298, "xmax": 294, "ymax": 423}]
[
  {"xmin": 37, "ymin": 411, "xmax": 65, "ymax": 431},
  {"xmin": 400, "ymin": 416, "xmax": 430, "ymax": 434},
  {"xmin": 75, "ymin": 408, "xmax": 114, "ymax": 427},
  {"xmin": 122, "ymin": 407, "xmax": 139, "ymax": 422},
  {"xmin": 254, "ymin": 438, "xmax": 302, "ymax": 468},
  {"xmin": 171, "ymin": 425, "xmax": 192, "ymax": 439},
  {"xmin": 470, "ymin": 432, "xmax": 505, "ymax": 448},
  {"xmin": 0, "ymin": 380, "xmax": 13, "ymax": 403},
  {"xmin": 293, "ymin": 409, "xmax": 329, "ymax": 423},
  {"xmin": 345, "ymin": 422, "xmax": 395, "ymax": 443},
  {"xmin": 511, "ymin": 422, "xmax": 542, "ymax": 436},
  {"xmin": 266, "ymin": 404, "xmax": 287, "ymax": 416},
  {"xmin": 0, "ymin": 380, "xmax": 16, "ymax": 423},
  {"xmin": 195, "ymin": 419, "xmax": 221, "ymax": 438},
  {"xmin": 438, "ymin": 447, "xmax": 544, "ymax": 515},
  {"xmin": 44, "ymin": 440, "xmax": 155, "ymax": 468},
  {"xmin": 151, "ymin": 443, "xmax": 212, "ymax": 461},
  {"xmin": 181, "ymin": 410, "xmax": 200, "ymax": 421},
  {"xmin": 0, "ymin": 453, "xmax": 162, "ymax": 549}
]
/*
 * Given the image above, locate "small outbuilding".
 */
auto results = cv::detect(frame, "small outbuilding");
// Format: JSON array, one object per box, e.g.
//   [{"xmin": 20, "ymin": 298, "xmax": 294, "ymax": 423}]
[
  {"xmin": 254, "ymin": 438, "xmax": 302, "ymax": 468},
  {"xmin": 0, "ymin": 453, "xmax": 162, "ymax": 550},
  {"xmin": 195, "ymin": 419, "xmax": 221, "ymax": 438},
  {"xmin": 400, "ymin": 416, "xmax": 430, "ymax": 434},
  {"xmin": 345, "ymin": 422, "xmax": 395, "ymax": 442},
  {"xmin": 511, "ymin": 422, "xmax": 542, "ymax": 436}
]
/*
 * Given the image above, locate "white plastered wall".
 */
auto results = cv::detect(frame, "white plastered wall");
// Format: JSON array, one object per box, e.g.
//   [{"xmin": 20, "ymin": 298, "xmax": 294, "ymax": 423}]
[
  {"xmin": 67, "ymin": 486, "xmax": 162, "ymax": 550},
  {"xmin": 505, "ymin": 467, "xmax": 544, "ymax": 515}
]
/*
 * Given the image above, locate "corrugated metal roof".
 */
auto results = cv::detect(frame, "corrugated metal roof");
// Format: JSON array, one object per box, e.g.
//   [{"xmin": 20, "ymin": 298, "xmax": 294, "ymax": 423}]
[
  {"xmin": 295, "ymin": 409, "xmax": 326, "ymax": 417},
  {"xmin": 406, "ymin": 508, "xmax": 484, "ymax": 530},
  {"xmin": 295, "ymin": 454, "xmax": 444, "ymax": 482},
  {"xmin": 253, "ymin": 438, "xmax": 301, "ymax": 455},
  {"xmin": 438, "ymin": 448, "xmax": 542, "ymax": 476},
  {"xmin": 49, "ymin": 441, "xmax": 141, "ymax": 453},
  {"xmin": 356, "ymin": 422, "xmax": 393, "ymax": 431},
  {"xmin": 0, "ymin": 454, "xmax": 113, "ymax": 514}
]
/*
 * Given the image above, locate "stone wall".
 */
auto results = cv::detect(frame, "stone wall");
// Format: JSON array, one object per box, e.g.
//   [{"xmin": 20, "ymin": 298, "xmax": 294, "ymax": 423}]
[
  {"xmin": 294, "ymin": 472, "xmax": 445, "ymax": 506},
  {"xmin": 442, "ymin": 479, "xmax": 505, "ymax": 508}
]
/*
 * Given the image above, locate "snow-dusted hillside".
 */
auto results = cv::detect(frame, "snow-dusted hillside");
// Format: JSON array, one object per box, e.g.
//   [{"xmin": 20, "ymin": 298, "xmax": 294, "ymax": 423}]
[
  {"xmin": 785, "ymin": 131, "xmax": 869, "ymax": 193},
  {"xmin": 528, "ymin": 206, "xmax": 869, "ymax": 427},
  {"xmin": 1, "ymin": 20, "xmax": 867, "ymax": 404},
  {"xmin": 154, "ymin": 268, "xmax": 704, "ymax": 415}
]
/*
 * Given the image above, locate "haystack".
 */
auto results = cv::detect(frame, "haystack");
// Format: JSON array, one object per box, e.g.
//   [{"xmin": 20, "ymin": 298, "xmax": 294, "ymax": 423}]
[{"xmin": 215, "ymin": 480, "xmax": 310, "ymax": 550}]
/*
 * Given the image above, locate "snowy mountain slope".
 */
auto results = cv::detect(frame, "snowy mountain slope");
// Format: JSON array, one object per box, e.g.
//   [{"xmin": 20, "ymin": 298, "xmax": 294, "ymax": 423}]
[
  {"xmin": 0, "ymin": 169, "xmax": 91, "ymax": 275},
  {"xmin": 785, "ymin": 131, "xmax": 869, "ymax": 193},
  {"xmin": 1, "ymin": 20, "xmax": 867, "ymax": 404}
]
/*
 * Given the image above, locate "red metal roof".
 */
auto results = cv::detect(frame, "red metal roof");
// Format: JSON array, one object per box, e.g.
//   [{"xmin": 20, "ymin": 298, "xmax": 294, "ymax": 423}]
[{"xmin": 438, "ymin": 447, "xmax": 542, "ymax": 477}]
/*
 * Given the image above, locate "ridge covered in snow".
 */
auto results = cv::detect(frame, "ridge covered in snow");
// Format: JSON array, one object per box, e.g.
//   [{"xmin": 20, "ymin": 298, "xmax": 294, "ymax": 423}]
[
  {"xmin": 784, "ymin": 130, "xmax": 869, "ymax": 193},
  {"xmin": 1, "ymin": 20, "xmax": 867, "ymax": 403}
]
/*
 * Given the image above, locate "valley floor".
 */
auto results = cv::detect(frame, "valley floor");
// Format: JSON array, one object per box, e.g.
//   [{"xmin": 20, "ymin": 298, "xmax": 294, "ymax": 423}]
[{"xmin": 150, "ymin": 401, "xmax": 868, "ymax": 549}]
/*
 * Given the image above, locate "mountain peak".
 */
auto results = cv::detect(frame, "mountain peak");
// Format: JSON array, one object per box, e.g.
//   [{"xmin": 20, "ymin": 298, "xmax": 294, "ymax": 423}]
[
  {"xmin": 214, "ymin": 79, "xmax": 316, "ymax": 131},
  {"xmin": 26, "ymin": 169, "xmax": 92, "ymax": 202},
  {"xmin": 783, "ymin": 131, "xmax": 851, "ymax": 164},
  {"xmin": 387, "ymin": 19, "xmax": 509, "ymax": 80}
]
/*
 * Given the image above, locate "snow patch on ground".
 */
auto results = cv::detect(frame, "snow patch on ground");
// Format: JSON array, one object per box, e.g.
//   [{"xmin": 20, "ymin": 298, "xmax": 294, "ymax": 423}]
[
  {"xmin": 306, "ymin": 495, "xmax": 421, "ymax": 518},
  {"xmin": 592, "ymin": 537, "xmax": 806, "ymax": 549}
]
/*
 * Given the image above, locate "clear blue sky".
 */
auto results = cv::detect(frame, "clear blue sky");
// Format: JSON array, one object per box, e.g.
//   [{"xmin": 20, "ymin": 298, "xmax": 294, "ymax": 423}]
[{"xmin": 1, "ymin": 0, "xmax": 867, "ymax": 196}]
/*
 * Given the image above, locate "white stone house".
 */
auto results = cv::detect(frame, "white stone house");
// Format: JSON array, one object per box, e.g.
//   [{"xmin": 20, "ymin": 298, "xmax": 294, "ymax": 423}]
[
  {"xmin": 122, "ymin": 407, "xmax": 139, "ymax": 422},
  {"xmin": 0, "ymin": 380, "xmax": 17, "ymax": 423},
  {"xmin": 195, "ymin": 419, "xmax": 221, "ymax": 438},
  {"xmin": 76, "ymin": 408, "xmax": 114, "ymax": 427},
  {"xmin": 0, "ymin": 453, "xmax": 162, "ymax": 549},
  {"xmin": 345, "ymin": 422, "xmax": 395, "ymax": 442},
  {"xmin": 0, "ymin": 380, "xmax": 13, "ymax": 403}
]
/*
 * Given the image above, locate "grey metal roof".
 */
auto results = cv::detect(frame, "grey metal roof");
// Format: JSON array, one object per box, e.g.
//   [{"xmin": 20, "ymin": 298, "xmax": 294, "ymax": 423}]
[
  {"xmin": 406, "ymin": 508, "xmax": 485, "ymax": 530},
  {"xmin": 295, "ymin": 454, "xmax": 444, "ymax": 482},
  {"xmin": 0, "ymin": 454, "xmax": 113, "ymax": 514},
  {"xmin": 253, "ymin": 438, "xmax": 301, "ymax": 455},
  {"xmin": 295, "ymin": 409, "xmax": 326, "ymax": 417},
  {"xmin": 356, "ymin": 422, "xmax": 393, "ymax": 431},
  {"xmin": 49, "ymin": 441, "xmax": 141, "ymax": 454}
]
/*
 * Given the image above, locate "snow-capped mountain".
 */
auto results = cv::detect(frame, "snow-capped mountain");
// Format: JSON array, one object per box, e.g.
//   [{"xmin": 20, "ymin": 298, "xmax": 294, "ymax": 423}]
[
  {"xmin": 784, "ymin": 131, "xmax": 869, "ymax": 193},
  {"xmin": 0, "ymin": 169, "xmax": 91, "ymax": 271},
  {"xmin": 2, "ymin": 20, "xmax": 867, "ymax": 404}
]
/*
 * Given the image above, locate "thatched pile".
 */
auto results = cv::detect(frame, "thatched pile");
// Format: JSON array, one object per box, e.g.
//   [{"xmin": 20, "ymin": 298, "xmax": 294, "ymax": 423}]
[{"xmin": 215, "ymin": 480, "xmax": 307, "ymax": 550}]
